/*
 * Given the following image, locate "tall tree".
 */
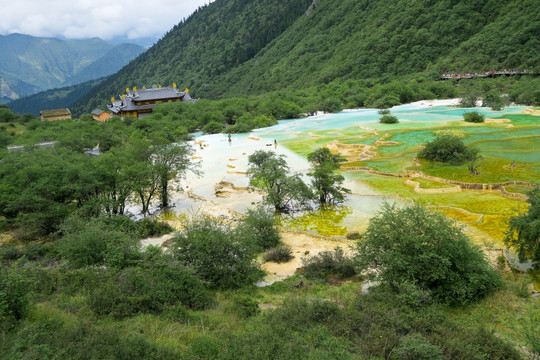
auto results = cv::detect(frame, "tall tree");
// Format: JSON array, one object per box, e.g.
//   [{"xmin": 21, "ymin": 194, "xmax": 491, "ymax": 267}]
[
  {"xmin": 307, "ymin": 147, "xmax": 350, "ymax": 205},
  {"xmin": 125, "ymin": 139, "xmax": 160, "ymax": 215},
  {"xmin": 152, "ymin": 142, "xmax": 198, "ymax": 208},
  {"xmin": 95, "ymin": 148, "xmax": 133, "ymax": 216},
  {"xmin": 247, "ymin": 150, "xmax": 312, "ymax": 212}
]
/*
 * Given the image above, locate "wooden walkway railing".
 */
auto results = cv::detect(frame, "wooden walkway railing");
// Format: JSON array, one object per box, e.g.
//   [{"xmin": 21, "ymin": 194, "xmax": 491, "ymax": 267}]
[{"xmin": 440, "ymin": 70, "xmax": 535, "ymax": 80}]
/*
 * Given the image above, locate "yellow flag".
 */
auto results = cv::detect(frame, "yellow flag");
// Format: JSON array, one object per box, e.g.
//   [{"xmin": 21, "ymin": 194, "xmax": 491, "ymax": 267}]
[
  {"xmin": 185, "ymin": 88, "xmax": 189, "ymax": 93},
  {"xmin": 126, "ymin": 88, "xmax": 129, "ymax": 93},
  {"xmin": 173, "ymin": 83, "xmax": 177, "ymax": 88},
  {"xmin": 111, "ymin": 97, "xmax": 115, "ymax": 102},
  {"xmin": 121, "ymin": 94, "xmax": 125, "ymax": 99},
  {"xmin": 133, "ymin": 86, "xmax": 137, "ymax": 91}
]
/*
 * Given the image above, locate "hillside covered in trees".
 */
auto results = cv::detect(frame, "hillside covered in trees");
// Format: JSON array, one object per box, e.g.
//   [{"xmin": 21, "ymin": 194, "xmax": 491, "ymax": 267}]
[
  {"xmin": 74, "ymin": 0, "xmax": 540, "ymax": 114},
  {"xmin": 0, "ymin": 34, "xmax": 145, "ymax": 103}
]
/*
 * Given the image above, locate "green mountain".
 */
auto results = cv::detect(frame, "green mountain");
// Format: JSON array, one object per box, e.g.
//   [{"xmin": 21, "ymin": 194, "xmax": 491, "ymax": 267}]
[
  {"xmin": 0, "ymin": 34, "xmax": 145, "ymax": 103},
  {"xmin": 73, "ymin": 0, "xmax": 539, "ymax": 114},
  {"xmin": 7, "ymin": 78, "xmax": 106, "ymax": 116}
]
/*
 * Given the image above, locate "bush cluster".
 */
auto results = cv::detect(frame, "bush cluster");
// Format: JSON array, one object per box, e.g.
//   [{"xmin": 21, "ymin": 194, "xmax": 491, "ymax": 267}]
[
  {"xmin": 137, "ymin": 218, "xmax": 174, "ymax": 238},
  {"xmin": 418, "ymin": 134, "xmax": 477, "ymax": 164},
  {"xmin": 172, "ymin": 216, "xmax": 264, "ymax": 289},
  {"xmin": 356, "ymin": 202, "xmax": 501, "ymax": 305},
  {"xmin": 237, "ymin": 206, "xmax": 280, "ymax": 250},
  {"xmin": 302, "ymin": 247, "xmax": 357, "ymax": 280},
  {"xmin": 463, "ymin": 111, "xmax": 485, "ymax": 123},
  {"xmin": 215, "ymin": 286, "xmax": 521, "ymax": 360},
  {"xmin": 90, "ymin": 262, "xmax": 212, "ymax": 318},
  {"xmin": 264, "ymin": 246, "xmax": 294, "ymax": 263},
  {"xmin": 0, "ymin": 268, "xmax": 29, "ymax": 330},
  {"xmin": 379, "ymin": 114, "xmax": 399, "ymax": 124}
]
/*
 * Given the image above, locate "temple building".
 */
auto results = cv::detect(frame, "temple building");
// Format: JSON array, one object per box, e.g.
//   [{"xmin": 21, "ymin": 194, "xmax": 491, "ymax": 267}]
[{"xmin": 107, "ymin": 84, "xmax": 194, "ymax": 118}]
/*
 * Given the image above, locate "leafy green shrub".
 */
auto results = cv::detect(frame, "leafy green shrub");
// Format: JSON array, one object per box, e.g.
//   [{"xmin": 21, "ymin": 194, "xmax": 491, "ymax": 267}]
[
  {"xmin": 338, "ymin": 286, "xmax": 520, "ymax": 359},
  {"xmin": 482, "ymin": 91, "xmax": 506, "ymax": 110},
  {"xmin": 252, "ymin": 115, "xmax": 277, "ymax": 128},
  {"xmin": 173, "ymin": 216, "xmax": 264, "ymax": 289},
  {"xmin": 202, "ymin": 120, "xmax": 224, "ymax": 134},
  {"xmin": 165, "ymin": 304, "xmax": 191, "ymax": 322},
  {"xmin": 137, "ymin": 218, "xmax": 174, "ymax": 238},
  {"xmin": 268, "ymin": 298, "xmax": 340, "ymax": 331},
  {"xmin": 418, "ymin": 134, "xmax": 476, "ymax": 164},
  {"xmin": 90, "ymin": 263, "xmax": 211, "ymax": 318},
  {"xmin": 319, "ymin": 98, "xmax": 343, "ymax": 113},
  {"xmin": 0, "ymin": 215, "xmax": 8, "ymax": 231},
  {"xmin": 504, "ymin": 187, "xmax": 540, "ymax": 263},
  {"xmin": 392, "ymin": 333, "xmax": 442, "ymax": 360},
  {"xmin": 57, "ymin": 222, "xmax": 140, "ymax": 269},
  {"xmin": 302, "ymin": 247, "xmax": 356, "ymax": 280},
  {"xmin": 227, "ymin": 294, "xmax": 261, "ymax": 319},
  {"xmin": 463, "ymin": 111, "xmax": 485, "ymax": 123},
  {"xmin": 238, "ymin": 206, "xmax": 280, "ymax": 250},
  {"xmin": 1, "ymin": 315, "xmax": 179, "ymax": 359},
  {"xmin": 264, "ymin": 246, "xmax": 293, "ymax": 263},
  {"xmin": 356, "ymin": 202, "xmax": 501, "ymax": 305},
  {"xmin": 60, "ymin": 214, "xmax": 138, "ymax": 238},
  {"xmin": 57, "ymin": 268, "xmax": 103, "ymax": 296},
  {"xmin": 346, "ymin": 232, "xmax": 362, "ymax": 240},
  {"xmin": 0, "ymin": 244, "xmax": 22, "ymax": 261},
  {"xmin": 19, "ymin": 243, "xmax": 56, "ymax": 262},
  {"xmin": 188, "ymin": 335, "xmax": 222, "ymax": 359},
  {"xmin": 379, "ymin": 114, "xmax": 399, "ymax": 124},
  {"xmin": 0, "ymin": 267, "xmax": 29, "ymax": 328}
]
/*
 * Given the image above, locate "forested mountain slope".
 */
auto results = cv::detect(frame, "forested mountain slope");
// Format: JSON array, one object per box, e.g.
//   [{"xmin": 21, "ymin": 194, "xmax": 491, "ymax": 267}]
[
  {"xmin": 7, "ymin": 78, "xmax": 105, "ymax": 116},
  {"xmin": 219, "ymin": 0, "xmax": 539, "ymax": 96},
  {"xmin": 0, "ymin": 34, "xmax": 145, "ymax": 102},
  {"xmin": 75, "ymin": 0, "xmax": 539, "ymax": 114},
  {"xmin": 73, "ymin": 0, "xmax": 313, "ymax": 113}
]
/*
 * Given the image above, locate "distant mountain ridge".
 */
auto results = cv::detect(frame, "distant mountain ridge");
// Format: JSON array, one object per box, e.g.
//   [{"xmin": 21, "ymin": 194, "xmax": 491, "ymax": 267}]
[
  {"xmin": 7, "ymin": 78, "xmax": 106, "ymax": 116},
  {"xmin": 0, "ymin": 33, "xmax": 145, "ymax": 103},
  {"xmin": 73, "ymin": 0, "xmax": 539, "ymax": 115}
]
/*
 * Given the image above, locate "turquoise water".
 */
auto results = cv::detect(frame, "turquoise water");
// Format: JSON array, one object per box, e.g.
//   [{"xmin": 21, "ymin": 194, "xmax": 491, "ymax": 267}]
[
  {"xmin": 258, "ymin": 104, "xmax": 527, "ymax": 136},
  {"xmin": 176, "ymin": 104, "xmax": 533, "ymax": 239}
]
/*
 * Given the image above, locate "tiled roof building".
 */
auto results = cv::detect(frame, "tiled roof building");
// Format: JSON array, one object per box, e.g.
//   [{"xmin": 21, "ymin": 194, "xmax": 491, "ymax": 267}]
[
  {"xmin": 40, "ymin": 108, "xmax": 71, "ymax": 121},
  {"xmin": 107, "ymin": 85, "xmax": 194, "ymax": 118},
  {"xmin": 91, "ymin": 109, "xmax": 111, "ymax": 122}
]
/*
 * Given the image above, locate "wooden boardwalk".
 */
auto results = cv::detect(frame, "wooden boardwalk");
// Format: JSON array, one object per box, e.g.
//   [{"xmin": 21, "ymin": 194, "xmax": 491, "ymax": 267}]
[{"xmin": 440, "ymin": 70, "xmax": 534, "ymax": 80}]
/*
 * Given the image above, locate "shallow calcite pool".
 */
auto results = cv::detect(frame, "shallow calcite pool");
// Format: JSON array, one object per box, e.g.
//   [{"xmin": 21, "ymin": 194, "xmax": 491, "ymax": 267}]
[{"xmin": 168, "ymin": 101, "xmax": 537, "ymax": 269}]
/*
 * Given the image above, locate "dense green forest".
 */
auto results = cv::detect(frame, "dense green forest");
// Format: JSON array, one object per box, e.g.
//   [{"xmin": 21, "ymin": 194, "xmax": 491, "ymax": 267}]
[{"xmin": 73, "ymin": 0, "xmax": 540, "ymax": 114}]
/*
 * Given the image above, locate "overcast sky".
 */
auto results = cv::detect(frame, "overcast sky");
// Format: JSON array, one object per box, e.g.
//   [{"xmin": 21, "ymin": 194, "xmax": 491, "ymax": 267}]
[{"xmin": 0, "ymin": 0, "xmax": 212, "ymax": 44}]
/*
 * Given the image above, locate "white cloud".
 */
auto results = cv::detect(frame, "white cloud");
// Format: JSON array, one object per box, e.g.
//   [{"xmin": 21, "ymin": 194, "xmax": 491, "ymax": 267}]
[{"xmin": 0, "ymin": 0, "xmax": 212, "ymax": 41}]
